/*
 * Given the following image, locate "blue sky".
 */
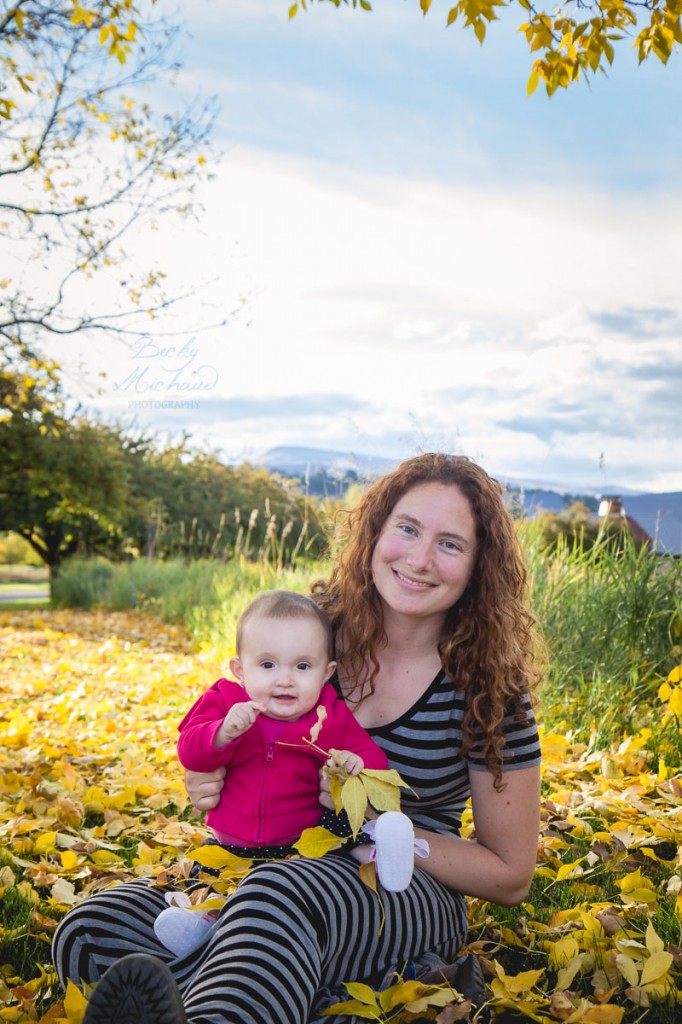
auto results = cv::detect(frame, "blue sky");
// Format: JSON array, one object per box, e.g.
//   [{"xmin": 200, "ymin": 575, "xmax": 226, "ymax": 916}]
[{"xmin": 62, "ymin": 0, "xmax": 682, "ymax": 492}]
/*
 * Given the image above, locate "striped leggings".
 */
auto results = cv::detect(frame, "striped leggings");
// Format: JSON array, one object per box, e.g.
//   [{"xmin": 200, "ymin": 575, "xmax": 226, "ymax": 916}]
[{"xmin": 52, "ymin": 855, "xmax": 468, "ymax": 1024}]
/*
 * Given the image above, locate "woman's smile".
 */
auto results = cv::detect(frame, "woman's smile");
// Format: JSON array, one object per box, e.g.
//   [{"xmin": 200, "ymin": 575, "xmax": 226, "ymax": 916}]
[{"xmin": 392, "ymin": 569, "xmax": 437, "ymax": 589}]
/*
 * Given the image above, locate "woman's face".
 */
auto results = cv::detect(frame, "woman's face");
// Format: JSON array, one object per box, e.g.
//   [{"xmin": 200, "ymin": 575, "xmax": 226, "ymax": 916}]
[{"xmin": 370, "ymin": 482, "xmax": 477, "ymax": 624}]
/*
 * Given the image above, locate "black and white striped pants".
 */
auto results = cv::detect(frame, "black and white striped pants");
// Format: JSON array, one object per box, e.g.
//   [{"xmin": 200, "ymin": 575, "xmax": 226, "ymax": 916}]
[{"xmin": 52, "ymin": 855, "xmax": 468, "ymax": 1024}]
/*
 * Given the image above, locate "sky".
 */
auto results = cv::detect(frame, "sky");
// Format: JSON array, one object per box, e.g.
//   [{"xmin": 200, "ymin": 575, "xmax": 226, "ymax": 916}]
[{"xmin": 48, "ymin": 0, "xmax": 682, "ymax": 493}]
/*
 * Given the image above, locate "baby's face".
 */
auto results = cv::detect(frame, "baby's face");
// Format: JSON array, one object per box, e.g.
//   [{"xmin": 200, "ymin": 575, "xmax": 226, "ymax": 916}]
[{"xmin": 234, "ymin": 616, "xmax": 336, "ymax": 721}]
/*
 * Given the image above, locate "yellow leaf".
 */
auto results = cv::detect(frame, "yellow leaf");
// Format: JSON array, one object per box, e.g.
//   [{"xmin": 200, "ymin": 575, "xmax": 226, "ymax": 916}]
[
  {"xmin": 33, "ymin": 831, "xmax": 57, "ymax": 855},
  {"xmin": 359, "ymin": 767, "xmax": 408, "ymax": 788},
  {"xmin": 343, "ymin": 982, "xmax": 379, "ymax": 1006},
  {"xmin": 329, "ymin": 774, "xmax": 344, "ymax": 814},
  {"xmin": 549, "ymin": 935, "xmax": 580, "ymax": 967},
  {"xmin": 82, "ymin": 786, "xmax": 107, "ymax": 812},
  {"xmin": 556, "ymin": 858, "xmax": 584, "ymax": 881},
  {"xmin": 493, "ymin": 962, "xmax": 545, "ymax": 993},
  {"xmin": 668, "ymin": 685, "xmax": 682, "ymax": 716},
  {"xmin": 617, "ymin": 868, "xmax": 653, "ymax": 893},
  {"xmin": 556, "ymin": 953, "xmax": 584, "ymax": 990},
  {"xmin": 341, "ymin": 775, "xmax": 368, "ymax": 837},
  {"xmin": 639, "ymin": 951, "xmax": 673, "ymax": 985},
  {"xmin": 359, "ymin": 860, "xmax": 377, "ymax": 893},
  {"xmin": 614, "ymin": 953, "xmax": 639, "ymax": 986},
  {"xmin": 64, "ymin": 978, "xmax": 88, "ymax": 1024},
  {"xmin": 60, "ymin": 850, "xmax": 79, "ymax": 870},
  {"xmin": 582, "ymin": 1007, "xmax": 625, "ymax": 1024},
  {"xmin": 189, "ymin": 845, "xmax": 252, "ymax": 873},
  {"xmin": 380, "ymin": 980, "xmax": 430, "ymax": 1011},
  {"xmin": 321, "ymin": 1000, "xmax": 380, "ymax": 1019},
  {"xmin": 645, "ymin": 920, "xmax": 665, "ymax": 956},
  {"xmin": 294, "ymin": 827, "xmax": 344, "ymax": 857},
  {"xmin": 360, "ymin": 774, "xmax": 401, "ymax": 812},
  {"xmin": 71, "ymin": 5, "xmax": 94, "ymax": 28},
  {"xmin": 620, "ymin": 887, "xmax": 658, "ymax": 907}
]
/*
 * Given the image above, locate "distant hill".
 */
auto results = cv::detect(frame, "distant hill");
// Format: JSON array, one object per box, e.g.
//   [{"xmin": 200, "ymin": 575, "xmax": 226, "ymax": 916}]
[
  {"xmin": 259, "ymin": 446, "xmax": 399, "ymax": 481},
  {"xmin": 257, "ymin": 446, "xmax": 681, "ymax": 551},
  {"xmin": 256, "ymin": 447, "xmax": 597, "ymax": 509}
]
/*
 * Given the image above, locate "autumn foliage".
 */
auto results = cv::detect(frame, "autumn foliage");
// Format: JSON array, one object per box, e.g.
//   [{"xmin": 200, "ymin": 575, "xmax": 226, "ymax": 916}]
[
  {"xmin": 289, "ymin": 0, "xmax": 682, "ymax": 96},
  {"xmin": 2, "ymin": 608, "xmax": 682, "ymax": 1020}
]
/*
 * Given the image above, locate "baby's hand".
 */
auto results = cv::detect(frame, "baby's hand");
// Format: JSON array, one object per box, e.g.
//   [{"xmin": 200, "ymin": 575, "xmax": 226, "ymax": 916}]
[
  {"xmin": 214, "ymin": 701, "xmax": 267, "ymax": 747},
  {"xmin": 335, "ymin": 750, "xmax": 365, "ymax": 776}
]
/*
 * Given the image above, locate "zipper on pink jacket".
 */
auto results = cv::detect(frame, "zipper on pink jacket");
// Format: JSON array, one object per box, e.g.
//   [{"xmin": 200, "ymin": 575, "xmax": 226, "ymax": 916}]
[{"xmin": 257, "ymin": 743, "xmax": 275, "ymax": 844}]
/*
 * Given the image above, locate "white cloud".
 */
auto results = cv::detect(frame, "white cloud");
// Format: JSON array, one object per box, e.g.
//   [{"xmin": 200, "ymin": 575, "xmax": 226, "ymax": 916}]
[{"xmin": 32, "ymin": 142, "xmax": 682, "ymax": 492}]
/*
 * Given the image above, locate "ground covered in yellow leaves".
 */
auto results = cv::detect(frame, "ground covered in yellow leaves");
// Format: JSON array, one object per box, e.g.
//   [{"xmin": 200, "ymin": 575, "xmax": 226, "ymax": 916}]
[{"xmin": 1, "ymin": 610, "xmax": 681, "ymax": 1023}]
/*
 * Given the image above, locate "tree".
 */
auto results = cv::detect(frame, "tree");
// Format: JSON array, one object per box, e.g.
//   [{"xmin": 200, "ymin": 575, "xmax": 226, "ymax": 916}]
[
  {"xmin": 0, "ymin": 402, "xmax": 328, "ymax": 578},
  {"xmin": 289, "ymin": 0, "xmax": 682, "ymax": 96},
  {"xmin": 123, "ymin": 449, "xmax": 328, "ymax": 564},
  {"xmin": 534, "ymin": 500, "xmax": 627, "ymax": 551},
  {"xmin": 0, "ymin": 411, "xmax": 141, "ymax": 576},
  {"xmin": 0, "ymin": 1, "xmax": 215, "ymax": 387}
]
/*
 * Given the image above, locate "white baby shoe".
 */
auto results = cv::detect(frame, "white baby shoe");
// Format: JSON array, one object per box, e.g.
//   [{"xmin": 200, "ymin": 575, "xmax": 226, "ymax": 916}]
[
  {"xmin": 154, "ymin": 892, "xmax": 215, "ymax": 957},
  {"xmin": 372, "ymin": 811, "xmax": 417, "ymax": 892}
]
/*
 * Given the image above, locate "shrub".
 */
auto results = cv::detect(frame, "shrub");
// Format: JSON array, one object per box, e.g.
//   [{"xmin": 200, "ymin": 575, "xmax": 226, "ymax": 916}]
[
  {"xmin": 0, "ymin": 532, "xmax": 43, "ymax": 566},
  {"xmin": 51, "ymin": 557, "xmax": 115, "ymax": 609}
]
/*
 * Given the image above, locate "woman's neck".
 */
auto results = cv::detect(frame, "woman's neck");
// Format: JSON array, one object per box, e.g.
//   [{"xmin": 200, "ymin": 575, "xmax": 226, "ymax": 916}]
[
  {"xmin": 379, "ymin": 607, "xmax": 445, "ymax": 662},
  {"xmin": 345, "ymin": 613, "xmax": 445, "ymax": 727}
]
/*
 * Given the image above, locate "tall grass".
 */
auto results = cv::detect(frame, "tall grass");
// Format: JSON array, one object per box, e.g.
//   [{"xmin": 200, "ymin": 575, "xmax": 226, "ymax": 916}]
[
  {"xmin": 51, "ymin": 555, "xmax": 326, "ymax": 657},
  {"xmin": 520, "ymin": 519, "xmax": 682, "ymax": 741},
  {"xmin": 51, "ymin": 521, "xmax": 682, "ymax": 739}
]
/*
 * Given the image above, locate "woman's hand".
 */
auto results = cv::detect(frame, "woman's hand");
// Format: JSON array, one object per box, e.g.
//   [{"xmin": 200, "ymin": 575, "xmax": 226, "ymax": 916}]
[{"xmin": 185, "ymin": 767, "xmax": 226, "ymax": 812}]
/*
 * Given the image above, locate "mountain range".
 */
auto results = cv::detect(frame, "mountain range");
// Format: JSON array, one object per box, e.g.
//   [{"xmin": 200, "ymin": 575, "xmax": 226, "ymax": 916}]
[{"xmin": 256, "ymin": 446, "xmax": 633, "ymax": 511}]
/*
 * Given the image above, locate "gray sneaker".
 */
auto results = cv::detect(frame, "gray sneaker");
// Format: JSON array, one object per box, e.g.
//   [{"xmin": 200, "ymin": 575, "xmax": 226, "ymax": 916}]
[{"xmin": 82, "ymin": 953, "xmax": 187, "ymax": 1024}]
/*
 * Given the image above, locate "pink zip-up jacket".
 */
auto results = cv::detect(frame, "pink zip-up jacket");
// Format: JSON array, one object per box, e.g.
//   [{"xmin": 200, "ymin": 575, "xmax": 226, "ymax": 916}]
[{"xmin": 177, "ymin": 679, "xmax": 389, "ymax": 846}]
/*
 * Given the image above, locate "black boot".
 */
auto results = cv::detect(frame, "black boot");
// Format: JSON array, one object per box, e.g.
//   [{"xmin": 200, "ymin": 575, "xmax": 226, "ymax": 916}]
[
  {"xmin": 420, "ymin": 953, "xmax": 489, "ymax": 1021},
  {"xmin": 83, "ymin": 953, "xmax": 188, "ymax": 1024}
]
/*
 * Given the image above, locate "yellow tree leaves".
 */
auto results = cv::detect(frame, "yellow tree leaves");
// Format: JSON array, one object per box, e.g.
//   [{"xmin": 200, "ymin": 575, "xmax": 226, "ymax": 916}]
[{"xmin": 289, "ymin": 0, "xmax": 682, "ymax": 93}]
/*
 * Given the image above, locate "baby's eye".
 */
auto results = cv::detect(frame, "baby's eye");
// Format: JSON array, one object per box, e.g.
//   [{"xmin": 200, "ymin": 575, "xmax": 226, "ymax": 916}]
[
  {"xmin": 296, "ymin": 662, "xmax": 312, "ymax": 671},
  {"xmin": 261, "ymin": 660, "xmax": 275, "ymax": 669}
]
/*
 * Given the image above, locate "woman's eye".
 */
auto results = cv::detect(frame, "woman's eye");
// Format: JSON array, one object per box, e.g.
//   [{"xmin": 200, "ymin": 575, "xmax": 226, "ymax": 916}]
[
  {"xmin": 441, "ymin": 540, "xmax": 460, "ymax": 553},
  {"xmin": 398, "ymin": 523, "xmax": 416, "ymax": 536}
]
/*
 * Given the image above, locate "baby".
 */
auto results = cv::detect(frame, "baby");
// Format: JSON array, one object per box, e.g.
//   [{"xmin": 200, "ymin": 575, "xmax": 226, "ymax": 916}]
[
  {"xmin": 156, "ymin": 590, "xmax": 416, "ymax": 956},
  {"xmin": 177, "ymin": 589, "xmax": 389, "ymax": 853}
]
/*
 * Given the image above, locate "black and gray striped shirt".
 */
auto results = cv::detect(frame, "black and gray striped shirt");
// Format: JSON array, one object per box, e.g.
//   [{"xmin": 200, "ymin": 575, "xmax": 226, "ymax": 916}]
[{"xmin": 366, "ymin": 669, "xmax": 541, "ymax": 837}]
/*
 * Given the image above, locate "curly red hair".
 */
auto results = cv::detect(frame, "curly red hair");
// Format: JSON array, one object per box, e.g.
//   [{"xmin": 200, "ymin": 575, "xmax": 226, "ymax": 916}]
[{"xmin": 312, "ymin": 453, "xmax": 542, "ymax": 781}]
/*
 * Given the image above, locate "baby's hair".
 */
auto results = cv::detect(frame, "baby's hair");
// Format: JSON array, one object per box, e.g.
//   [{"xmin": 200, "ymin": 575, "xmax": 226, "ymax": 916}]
[{"xmin": 236, "ymin": 590, "xmax": 334, "ymax": 659}]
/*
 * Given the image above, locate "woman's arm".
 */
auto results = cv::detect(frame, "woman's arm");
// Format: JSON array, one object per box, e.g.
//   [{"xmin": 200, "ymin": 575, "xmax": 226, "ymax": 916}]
[{"xmin": 414, "ymin": 765, "xmax": 541, "ymax": 905}]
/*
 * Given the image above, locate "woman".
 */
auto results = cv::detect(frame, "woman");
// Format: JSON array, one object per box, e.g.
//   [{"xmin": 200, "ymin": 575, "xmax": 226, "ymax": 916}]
[{"xmin": 53, "ymin": 453, "xmax": 542, "ymax": 1024}]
